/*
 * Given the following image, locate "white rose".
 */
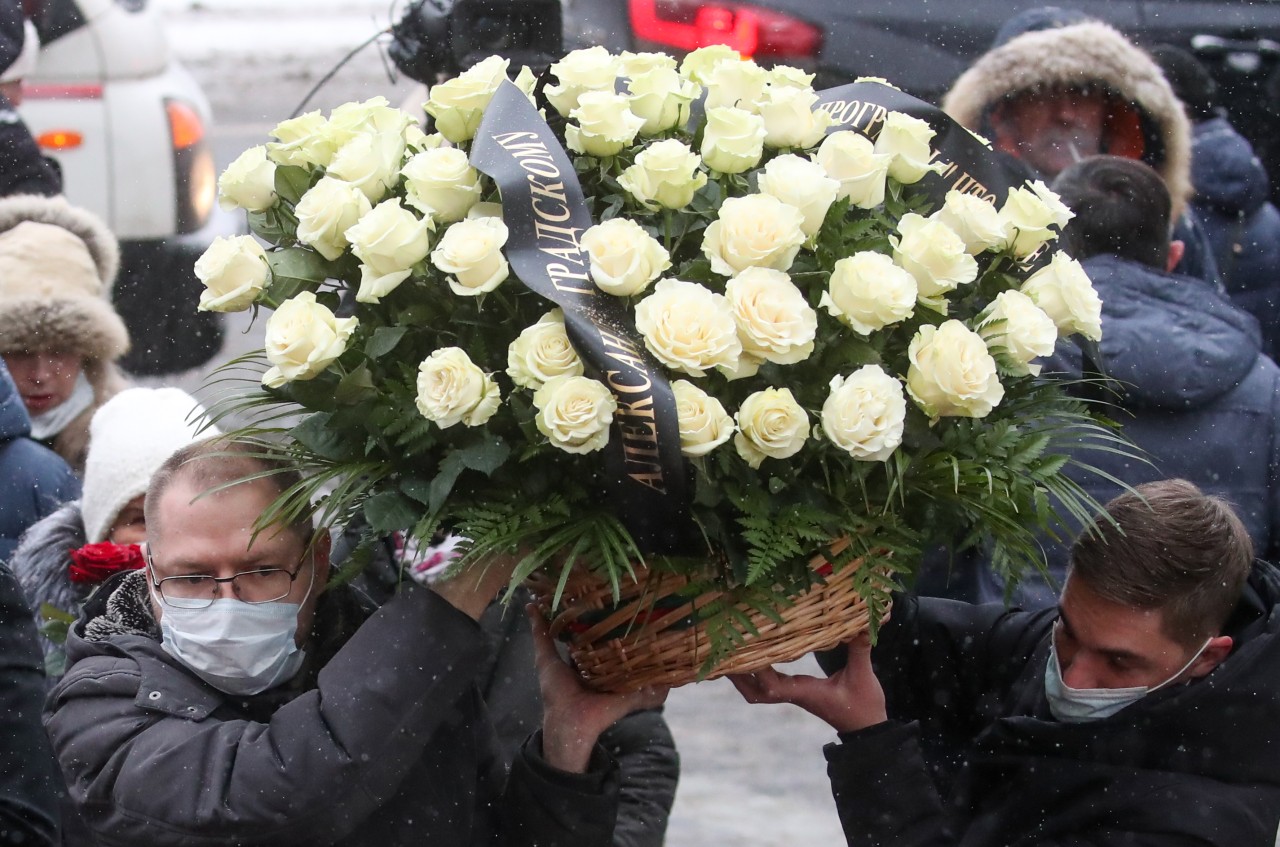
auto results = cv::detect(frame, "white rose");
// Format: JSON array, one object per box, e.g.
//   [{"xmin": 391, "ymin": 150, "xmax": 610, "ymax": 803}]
[
  {"xmin": 906, "ymin": 320, "xmax": 1005, "ymax": 419},
  {"xmin": 673, "ymin": 379, "xmax": 735, "ymax": 457},
  {"xmin": 566, "ymin": 91, "xmax": 647, "ymax": 158},
  {"xmin": 294, "ymin": 176, "xmax": 373, "ymax": 261},
  {"xmin": 627, "ymin": 67, "xmax": 699, "ymax": 136},
  {"xmin": 404, "ymin": 124, "xmax": 445, "ymax": 153},
  {"xmin": 875, "ymin": 111, "xmax": 943, "ymax": 184},
  {"xmin": 262, "ymin": 291, "xmax": 358, "ymax": 389},
  {"xmin": 218, "ymin": 146, "xmax": 277, "ymax": 213},
  {"xmin": 821, "ymin": 252, "xmax": 917, "ymax": 335},
  {"xmin": 430, "ymin": 217, "xmax": 510, "ymax": 296},
  {"xmin": 678, "ymin": 45, "xmax": 742, "ymax": 85},
  {"xmin": 195, "ymin": 235, "xmax": 271, "ymax": 313},
  {"xmin": 326, "ymin": 132, "xmax": 405, "ymax": 204},
  {"xmin": 815, "ymin": 132, "xmax": 892, "ymax": 209},
  {"xmin": 634, "ymin": 278, "xmax": 742, "ymax": 377},
  {"xmin": 930, "ymin": 190, "xmax": 1009, "ymax": 254},
  {"xmin": 703, "ymin": 58, "xmax": 769, "ymax": 111},
  {"xmin": 401, "ymin": 147, "xmax": 483, "ymax": 224},
  {"xmin": 415, "ymin": 347, "xmax": 501, "ymax": 429},
  {"xmin": 506, "ymin": 310, "xmax": 585, "ymax": 390},
  {"xmin": 999, "ymin": 180, "xmax": 1075, "ymax": 257},
  {"xmin": 892, "ymin": 213, "xmax": 979, "ymax": 299},
  {"xmin": 619, "ymin": 51, "xmax": 678, "ymax": 78},
  {"xmin": 822, "ymin": 366, "xmax": 907, "ymax": 462},
  {"xmin": 546, "ymin": 46, "xmax": 620, "ymax": 116},
  {"xmin": 618, "ymin": 139, "xmax": 708, "ymax": 210},
  {"xmin": 466, "ymin": 201, "xmax": 504, "ymax": 220},
  {"xmin": 533, "ymin": 374, "xmax": 617, "ymax": 454},
  {"xmin": 768, "ymin": 65, "xmax": 814, "ymax": 88},
  {"xmin": 724, "ymin": 267, "xmax": 817, "ymax": 365},
  {"xmin": 978, "ymin": 289, "xmax": 1058, "ymax": 376},
  {"xmin": 733, "ymin": 387, "xmax": 809, "ymax": 469},
  {"xmin": 345, "ymin": 198, "xmax": 434, "ymax": 304},
  {"xmin": 580, "ymin": 218, "xmax": 670, "ymax": 297},
  {"xmin": 323, "ymin": 97, "xmax": 413, "ymax": 151},
  {"xmin": 754, "ymin": 84, "xmax": 834, "ymax": 150},
  {"xmin": 703, "ymin": 193, "xmax": 808, "ymax": 278},
  {"xmin": 700, "ymin": 106, "xmax": 766, "ymax": 174},
  {"xmin": 1021, "ymin": 251, "xmax": 1103, "ymax": 341},
  {"xmin": 757, "ymin": 154, "xmax": 840, "ymax": 238},
  {"xmin": 424, "ymin": 55, "xmax": 510, "ymax": 143},
  {"xmin": 266, "ymin": 110, "xmax": 335, "ymax": 168}
]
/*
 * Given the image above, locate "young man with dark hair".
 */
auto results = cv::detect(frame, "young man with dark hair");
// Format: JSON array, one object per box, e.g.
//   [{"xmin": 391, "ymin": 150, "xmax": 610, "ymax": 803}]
[
  {"xmin": 733, "ymin": 479, "xmax": 1280, "ymax": 845},
  {"xmin": 967, "ymin": 155, "xmax": 1280, "ymax": 609},
  {"xmin": 44, "ymin": 438, "xmax": 662, "ymax": 846}
]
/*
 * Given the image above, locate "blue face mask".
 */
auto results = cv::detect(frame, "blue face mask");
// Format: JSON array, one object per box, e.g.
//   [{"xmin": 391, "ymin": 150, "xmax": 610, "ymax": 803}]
[
  {"xmin": 1043, "ymin": 635, "xmax": 1211, "ymax": 723},
  {"xmin": 151, "ymin": 566, "xmax": 314, "ymax": 697}
]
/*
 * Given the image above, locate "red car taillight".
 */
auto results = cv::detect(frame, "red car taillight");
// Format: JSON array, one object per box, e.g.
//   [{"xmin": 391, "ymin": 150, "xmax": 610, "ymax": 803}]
[{"xmin": 629, "ymin": 0, "xmax": 822, "ymax": 61}]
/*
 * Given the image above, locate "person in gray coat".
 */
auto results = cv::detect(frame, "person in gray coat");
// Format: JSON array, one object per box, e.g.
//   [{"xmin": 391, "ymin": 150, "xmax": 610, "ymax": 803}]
[
  {"xmin": 44, "ymin": 438, "xmax": 664, "ymax": 847},
  {"xmin": 974, "ymin": 155, "xmax": 1280, "ymax": 608}
]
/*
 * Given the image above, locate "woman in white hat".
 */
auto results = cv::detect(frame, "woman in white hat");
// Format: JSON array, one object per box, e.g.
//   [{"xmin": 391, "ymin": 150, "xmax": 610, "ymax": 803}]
[
  {"xmin": 10, "ymin": 386, "xmax": 218, "ymax": 674},
  {"xmin": 0, "ymin": 194, "xmax": 129, "ymax": 473}
]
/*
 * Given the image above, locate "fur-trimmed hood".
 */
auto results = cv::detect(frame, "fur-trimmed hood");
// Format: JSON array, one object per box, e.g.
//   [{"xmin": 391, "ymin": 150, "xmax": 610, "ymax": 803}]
[
  {"xmin": 943, "ymin": 21, "xmax": 1193, "ymax": 221},
  {"xmin": 0, "ymin": 194, "xmax": 128, "ymax": 364},
  {"xmin": 9, "ymin": 500, "xmax": 89, "ymax": 666}
]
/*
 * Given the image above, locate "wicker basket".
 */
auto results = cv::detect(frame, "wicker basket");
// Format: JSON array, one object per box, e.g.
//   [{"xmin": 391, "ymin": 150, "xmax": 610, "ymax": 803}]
[{"xmin": 526, "ymin": 537, "xmax": 890, "ymax": 692}]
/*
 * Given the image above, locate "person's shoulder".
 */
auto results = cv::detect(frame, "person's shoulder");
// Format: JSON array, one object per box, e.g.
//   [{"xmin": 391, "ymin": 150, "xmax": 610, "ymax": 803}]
[
  {"xmin": 0, "ymin": 434, "xmax": 77, "ymax": 490},
  {"xmin": 51, "ymin": 652, "xmax": 143, "ymax": 701}
]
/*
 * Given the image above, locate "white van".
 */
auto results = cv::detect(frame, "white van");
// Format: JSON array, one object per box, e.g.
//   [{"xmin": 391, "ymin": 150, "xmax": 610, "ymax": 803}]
[{"xmin": 18, "ymin": 0, "xmax": 222, "ymax": 374}]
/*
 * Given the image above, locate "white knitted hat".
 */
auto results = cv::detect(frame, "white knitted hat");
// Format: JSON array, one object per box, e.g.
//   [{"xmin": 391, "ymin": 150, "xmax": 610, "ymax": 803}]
[{"xmin": 81, "ymin": 388, "xmax": 222, "ymax": 543}]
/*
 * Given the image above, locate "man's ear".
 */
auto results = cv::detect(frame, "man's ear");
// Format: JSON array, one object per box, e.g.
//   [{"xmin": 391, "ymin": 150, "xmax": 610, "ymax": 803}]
[
  {"xmin": 1187, "ymin": 635, "xmax": 1233, "ymax": 680},
  {"xmin": 1166, "ymin": 239, "xmax": 1186, "ymax": 273},
  {"xmin": 310, "ymin": 530, "xmax": 333, "ymax": 588}
]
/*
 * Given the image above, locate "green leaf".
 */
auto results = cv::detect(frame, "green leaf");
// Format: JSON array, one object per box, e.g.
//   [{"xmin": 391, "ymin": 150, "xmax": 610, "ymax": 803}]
[
  {"xmin": 428, "ymin": 436, "xmax": 512, "ymax": 513},
  {"xmin": 290, "ymin": 412, "xmax": 361, "ymax": 461},
  {"xmin": 267, "ymin": 246, "xmax": 331, "ymax": 286},
  {"xmin": 365, "ymin": 326, "xmax": 409, "ymax": 360},
  {"xmin": 274, "ymin": 164, "xmax": 314, "ymax": 205},
  {"xmin": 334, "ymin": 364, "xmax": 376, "ymax": 405},
  {"xmin": 363, "ymin": 491, "xmax": 420, "ymax": 534}
]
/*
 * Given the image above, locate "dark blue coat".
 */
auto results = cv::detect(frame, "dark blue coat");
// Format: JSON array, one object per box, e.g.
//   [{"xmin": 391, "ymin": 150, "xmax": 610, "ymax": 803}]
[
  {"xmin": 978, "ymin": 254, "xmax": 1280, "ymax": 607},
  {"xmin": 0, "ymin": 362, "xmax": 79, "ymax": 563},
  {"xmin": 1191, "ymin": 115, "xmax": 1280, "ymax": 362}
]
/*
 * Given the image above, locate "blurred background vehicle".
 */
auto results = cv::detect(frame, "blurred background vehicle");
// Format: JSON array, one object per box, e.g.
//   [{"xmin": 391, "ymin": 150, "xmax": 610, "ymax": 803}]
[
  {"xmin": 564, "ymin": 0, "xmax": 1280, "ymax": 202},
  {"xmin": 19, "ymin": 0, "xmax": 225, "ymax": 377}
]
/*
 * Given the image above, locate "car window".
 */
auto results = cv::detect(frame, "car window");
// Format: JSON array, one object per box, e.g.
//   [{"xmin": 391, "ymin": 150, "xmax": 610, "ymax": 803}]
[{"xmin": 30, "ymin": 0, "xmax": 85, "ymax": 45}]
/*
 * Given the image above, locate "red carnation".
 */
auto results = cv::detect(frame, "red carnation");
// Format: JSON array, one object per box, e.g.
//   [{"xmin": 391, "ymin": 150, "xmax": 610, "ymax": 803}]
[{"xmin": 69, "ymin": 542, "xmax": 146, "ymax": 584}]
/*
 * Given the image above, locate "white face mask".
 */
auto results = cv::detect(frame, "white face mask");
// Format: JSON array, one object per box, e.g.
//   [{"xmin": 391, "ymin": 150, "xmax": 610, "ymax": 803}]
[
  {"xmin": 1044, "ymin": 634, "xmax": 1212, "ymax": 723},
  {"xmin": 152, "ymin": 567, "xmax": 313, "ymax": 697}
]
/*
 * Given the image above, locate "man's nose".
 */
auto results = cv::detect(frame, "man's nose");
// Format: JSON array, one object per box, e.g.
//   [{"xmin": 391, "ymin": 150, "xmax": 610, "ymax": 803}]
[
  {"xmin": 212, "ymin": 579, "xmax": 239, "ymax": 600},
  {"xmin": 1060, "ymin": 654, "xmax": 1103, "ymax": 690}
]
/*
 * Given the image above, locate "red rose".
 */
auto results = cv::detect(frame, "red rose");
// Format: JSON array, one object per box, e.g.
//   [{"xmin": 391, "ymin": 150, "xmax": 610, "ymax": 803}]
[{"xmin": 68, "ymin": 542, "xmax": 146, "ymax": 584}]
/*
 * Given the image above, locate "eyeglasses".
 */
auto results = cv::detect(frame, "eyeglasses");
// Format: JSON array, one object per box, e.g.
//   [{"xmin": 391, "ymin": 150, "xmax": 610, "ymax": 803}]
[{"xmin": 145, "ymin": 549, "xmax": 309, "ymax": 610}]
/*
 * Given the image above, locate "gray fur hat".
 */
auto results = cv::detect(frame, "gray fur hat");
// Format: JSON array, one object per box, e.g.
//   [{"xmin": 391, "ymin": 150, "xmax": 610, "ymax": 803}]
[{"xmin": 0, "ymin": 194, "xmax": 128, "ymax": 361}]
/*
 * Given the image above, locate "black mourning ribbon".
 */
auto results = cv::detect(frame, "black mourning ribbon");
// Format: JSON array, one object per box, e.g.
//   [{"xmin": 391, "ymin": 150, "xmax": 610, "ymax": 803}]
[
  {"xmin": 815, "ymin": 81, "xmax": 1055, "ymax": 272},
  {"xmin": 470, "ymin": 80, "xmax": 691, "ymax": 555}
]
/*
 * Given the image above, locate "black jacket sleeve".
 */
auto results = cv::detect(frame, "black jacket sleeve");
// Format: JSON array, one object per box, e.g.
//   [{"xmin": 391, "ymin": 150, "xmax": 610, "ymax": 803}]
[
  {"xmin": 0, "ymin": 563, "xmax": 62, "ymax": 846},
  {"xmin": 45, "ymin": 587, "xmax": 619, "ymax": 847}
]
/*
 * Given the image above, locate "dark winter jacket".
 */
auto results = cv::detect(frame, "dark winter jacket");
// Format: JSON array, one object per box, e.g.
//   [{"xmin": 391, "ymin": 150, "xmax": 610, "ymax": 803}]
[
  {"xmin": 819, "ymin": 561, "xmax": 1280, "ymax": 846},
  {"xmin": 340, "ymin": 529, "xmax": 680, "ymax": 847},
  {"xmin": 0, "ymin": 362, "xmax": 79, "ymax": 563},
  {"xmin": 975, "ymin": 254, "xmax": 1280, "ymax": 608},
  {"xmin": 0, "ymin": 562, "xmax": 64, "ymax": 846},
  {"xmin": 1191, "ymin": 114, "xmax": 1280, "ymax": 360},
  {"xmin": 44, "ymin": 571, "xmax": 622, "ymax": 847}
]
